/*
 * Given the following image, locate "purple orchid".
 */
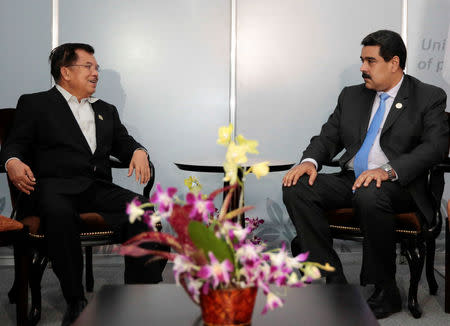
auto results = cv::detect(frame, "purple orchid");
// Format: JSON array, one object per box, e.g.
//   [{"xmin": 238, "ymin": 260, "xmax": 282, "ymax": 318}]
[
  {"xmin": 229, "ymin": 226, "xmax": 251, "ymax": 243},
  {"xmin": 126, "ymin": 198, "xmax": 144, "ymax": 223},
  {"xmin": 286, "ymin": 272, "xmax": 306, "ymax": 288},
  {"xmin": 249, "ymin": 235, "xmax": 264, "ymax": 245},
  {"xmin": 173, "ymin": 255, "xmax": 196, "ymax": 285},
  {"xmin": 267, "ymin": 247, "xmax": 289, "ymax": 270},
  {"xmin": 186, "ymin": 276, "xmax": 203, "ymax": 303},
  {"xmin": 197, "ymin": 252, "xmax": 234, "ymax": 288},
  {"xmin": 220, "ymin": 221, "xmax": 252, "ymax": 244},
  {"xmin": 285, "ymin": 251, "xmax": 310, "ymax": 271},
  {"xmin": 186, "ymin": 193, "xmax": 215, "ymax": 223},
  {"xmin": 262, "ymin": 292, "xmax": 284, "ymax": 314},
  {"xmin": 294, "ymin": 251, "xmax": 309, "ymax": 263},
  {"xmin": 150, "ymin": 183, "xmax": 177, "ymax": 213},
  {"xmin": 141, "ymin": 210, "xmax": 162, "ymax": 231},
  {"xmin": 245, "ymin": 216, "xmax": 265, "ymax": 232},
  {"xmin": 236, "ymin": 243, "xmax": 264, "ymax": 265}
]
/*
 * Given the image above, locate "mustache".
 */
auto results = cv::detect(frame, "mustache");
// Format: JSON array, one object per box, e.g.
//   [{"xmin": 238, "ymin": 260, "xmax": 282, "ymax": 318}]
[{"xmin": 362, "ymin": 73, "xmax": 371, "ymax": 79}]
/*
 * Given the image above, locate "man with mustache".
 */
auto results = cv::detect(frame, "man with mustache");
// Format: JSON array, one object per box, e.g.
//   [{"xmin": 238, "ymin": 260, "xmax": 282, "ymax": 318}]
[
  {"xmin": 282, "ymin": 30, "xmax": 448, "ymax": 318},
  {"xmin": 0, "ymin": 43, "xmax": 166, "ymax": 326}
]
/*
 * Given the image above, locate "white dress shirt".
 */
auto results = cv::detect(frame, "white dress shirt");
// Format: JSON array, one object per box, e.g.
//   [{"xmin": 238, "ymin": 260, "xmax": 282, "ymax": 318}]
[
  {"xmin": 56, "ymin": 84, "xmax": 98, "ymax": 153},
  {"xmin": 302, "ymin": 76, "xmax": 404, "ymax": 173}
]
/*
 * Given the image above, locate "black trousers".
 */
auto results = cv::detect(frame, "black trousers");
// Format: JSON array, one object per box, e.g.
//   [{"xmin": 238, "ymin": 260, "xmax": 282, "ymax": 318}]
[
  {"xmin": 35, "ymin": 179, "xmax": 167, "ymax": 304},
  {"xmin": 282, "ymin": 170, "xmax": 416, "ymax": 286}
]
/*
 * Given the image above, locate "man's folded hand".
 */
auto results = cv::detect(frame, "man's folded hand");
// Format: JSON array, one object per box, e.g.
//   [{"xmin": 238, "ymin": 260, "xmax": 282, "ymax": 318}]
[{"xmin": 6, "ymin": 159, "xmax": 36, "ymax": 194}]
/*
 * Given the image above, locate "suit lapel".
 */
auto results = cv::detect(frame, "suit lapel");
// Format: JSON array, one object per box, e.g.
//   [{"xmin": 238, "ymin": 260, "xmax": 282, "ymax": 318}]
[
  {"xmin": 359, "ymin": 88, "xmax": 377, "ymax": 143},
  {"xmin": 381, "ymin": 76, "xmax": 409, "ymax": 136},
  {"xmin": 91, "ymin": 101, "xmax": 104, "ymax": 155},
  {"xmin": 48, "ymin": 87, "xmax": 93, "ymax": 154}
]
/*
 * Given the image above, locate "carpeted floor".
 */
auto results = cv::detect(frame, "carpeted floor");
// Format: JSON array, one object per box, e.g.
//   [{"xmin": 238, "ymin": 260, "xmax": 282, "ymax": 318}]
[{"xmin": 0, "ymin": 252, "xmax": 448, "ymax": 326}]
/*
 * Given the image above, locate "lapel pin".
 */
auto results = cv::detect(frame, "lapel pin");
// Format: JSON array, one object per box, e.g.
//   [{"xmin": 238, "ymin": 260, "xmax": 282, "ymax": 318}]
[
  {"xmin": 395, "ymin": 103, "xmax": 403, "ymax": 109},
  {"xmin": 98, "ymin": 114, "xmax": 104, "ymax": 120}
]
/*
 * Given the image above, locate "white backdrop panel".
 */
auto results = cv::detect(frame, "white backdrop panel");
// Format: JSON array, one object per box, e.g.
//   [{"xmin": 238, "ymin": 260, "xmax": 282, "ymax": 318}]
[
  {"xmin": 0, "ymin": 0, "xmax": 52, "ymax": 217},
  {"xmin": 236, "ymin": 0, "xmax": 402, "ymax": 247},
  {"xmin": 59, "ymin": 0, "xmax": 230, "ymax": 201},
  {"xmin": 408, "ymin": 0, "xmax": 450, "ymax": 204}
]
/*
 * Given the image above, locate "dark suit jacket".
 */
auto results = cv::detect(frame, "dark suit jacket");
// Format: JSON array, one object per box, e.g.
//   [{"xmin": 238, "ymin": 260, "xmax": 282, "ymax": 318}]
[
  {"xmin": 301, "ymin": 74, "xmax": 448, "ymax": 224},
  {"xmin": 0, "ymin": 86, "xmax": 144, "ymax": 195}
]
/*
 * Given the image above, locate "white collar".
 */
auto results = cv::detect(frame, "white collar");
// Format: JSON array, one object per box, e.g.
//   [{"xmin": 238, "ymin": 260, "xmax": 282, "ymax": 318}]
[
  {"xmin": 377, "ymin": 75, "xmax": 404, "ymax": 99},
  {"xmin": 56, "ymin": 84, "xmax": 98, "ymax": 104}
]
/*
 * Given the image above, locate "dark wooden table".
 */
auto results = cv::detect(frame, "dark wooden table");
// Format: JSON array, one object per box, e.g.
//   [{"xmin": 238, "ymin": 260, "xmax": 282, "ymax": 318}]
[
  {"xmin": 73, "ymin": 284, "xmax": 379, "ymax": 326},
  {"xmin": 174, "ymin": 159, "xmax": 294, "ymax": 174}
]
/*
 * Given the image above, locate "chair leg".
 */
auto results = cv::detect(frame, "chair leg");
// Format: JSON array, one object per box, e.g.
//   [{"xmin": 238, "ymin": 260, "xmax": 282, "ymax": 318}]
[
  {"xmin": 85, "ymin": 246, "xmax": 94, "ymax": 292},
  {"xmin": 445, "ymin": 218, "xmax": 450, "ymax": 313},
  {"xmin": 425, "ymin": 238, "xmax": 438, "ymax": 295},
  {"xmin": 402, "ymin": 239, "xmax": 425, "ymax": 319},
  {"xmin": 13, "ymin": 240, "xmax": 30, "ymax": 326},
  {"xmin": 29, "ymin": 248, "xmax": 48, "ymax": 326}
]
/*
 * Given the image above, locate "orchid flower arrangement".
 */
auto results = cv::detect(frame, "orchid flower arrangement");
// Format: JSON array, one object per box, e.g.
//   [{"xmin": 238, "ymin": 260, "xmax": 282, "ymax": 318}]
[{"xmin": 119, "ymin": 124, "xmax": 334, "ymax": 314}]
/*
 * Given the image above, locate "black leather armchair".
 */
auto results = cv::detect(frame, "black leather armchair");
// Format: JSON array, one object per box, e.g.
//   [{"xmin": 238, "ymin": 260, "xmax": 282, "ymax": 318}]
[{"xmin": 291, "ymin": 120, "xmax": 450, "ymax": 319}]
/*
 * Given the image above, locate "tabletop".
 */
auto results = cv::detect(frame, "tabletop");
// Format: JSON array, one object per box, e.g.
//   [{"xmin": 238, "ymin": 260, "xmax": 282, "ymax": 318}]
[
  {"xmin": 73, "ymin": 283, "xmax": 379, "ymax": 326},
  {"xmin": 174, "ymin": 159, "xmax": 295, "ymax": 173}
]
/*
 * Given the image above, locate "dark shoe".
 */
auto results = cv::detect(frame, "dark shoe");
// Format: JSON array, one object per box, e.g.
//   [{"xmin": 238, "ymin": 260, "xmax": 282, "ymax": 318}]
[
  {"xmin": 368, "ymin": 284, "xmax": 401, "ymax": 319},
  {"xmin": 325, "ymin": 272, "xmax": 348, "ymax": 284},
  {"xmin": 61, "ymin": 298, "xmax": 87, "ymax": 326}
]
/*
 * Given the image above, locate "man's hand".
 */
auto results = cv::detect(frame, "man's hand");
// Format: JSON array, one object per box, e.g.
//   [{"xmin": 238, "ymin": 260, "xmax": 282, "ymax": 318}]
[
  {"xmin": 6, "ymin": 159, "xmax": 36, "ymax": 195},
  {"xmin": 128, "ymin": 149, "xmax": 150, "ymax": 184},
  {"xmin": 352, "ymin": 168, "xmax": 391, "ymax": 191},
  {"xmin": 282, "ymin": 162, "xmax": 317, "ymax": 187}
]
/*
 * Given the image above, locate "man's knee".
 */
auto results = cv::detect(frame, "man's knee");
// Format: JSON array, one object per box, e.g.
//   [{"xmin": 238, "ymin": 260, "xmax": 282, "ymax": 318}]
[
  {"xmin": 36, "ymin": 192, "xmax": 80, "ymax": 233},
  {"xmin": 353, "ymin": 183, "xmax": 390, "ymax": 212},
  {"xmin": 282, "ymin": 175, "xmax": 312, "ymax": 204},
  {"xmin": 39, "ymin": 202, "xmax": 72, "ymax": 222}
]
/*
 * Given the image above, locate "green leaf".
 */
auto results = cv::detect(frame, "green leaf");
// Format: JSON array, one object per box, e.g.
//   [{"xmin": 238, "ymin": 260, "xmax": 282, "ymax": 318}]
[{"xmin": 188, "ymin": 221, "xmax": 234, "ymax": 264}]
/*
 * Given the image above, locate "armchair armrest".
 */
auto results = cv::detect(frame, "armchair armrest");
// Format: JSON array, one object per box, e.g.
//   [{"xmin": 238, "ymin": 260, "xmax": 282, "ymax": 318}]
[
  {"xmin": 424, "ymin": 157, "xmax": 450, "ymax": 237},
  {"xmin": 109, "ymin": 156, "xmax": 155, "ymax": 199},
  {"xmin": 432, "ymin": 157, "xmax": 450, "ymax": 173},
  {"xmin": 323, "ymin": 159, "xmax": 340, "ymax": 168}
]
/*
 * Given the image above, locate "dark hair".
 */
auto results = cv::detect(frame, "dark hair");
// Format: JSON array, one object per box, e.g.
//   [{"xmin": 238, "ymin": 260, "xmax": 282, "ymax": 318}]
[
  {"xmin": 361, "ymin": 30, "xmax": 407, "ymax": 70},
  {"xmin": 49, "ymin": 43, "xmax": 95, "ymax": 82}
]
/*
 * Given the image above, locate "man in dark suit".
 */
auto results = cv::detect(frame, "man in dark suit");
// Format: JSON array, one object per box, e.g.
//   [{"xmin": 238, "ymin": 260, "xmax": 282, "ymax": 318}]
[
  {"xmin": 0, "ymin": 43, "xmax": 165, "ymax": 325},
  {"xmin": 282, "ymin": 30, "xmax": 448, "ymax": 319}
]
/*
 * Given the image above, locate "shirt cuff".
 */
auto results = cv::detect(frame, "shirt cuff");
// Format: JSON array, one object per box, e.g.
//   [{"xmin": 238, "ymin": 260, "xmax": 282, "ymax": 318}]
[
  {"xmin": 4, "ymin": 157, "xmax": 20, "ymax": 172},
  {"xmin": 300, "ymin": 158, "xmax": 318, "ymax": 170},
  {"xmin": 391, "ymin": 170, "xmax": 399, "ymax": 181}
]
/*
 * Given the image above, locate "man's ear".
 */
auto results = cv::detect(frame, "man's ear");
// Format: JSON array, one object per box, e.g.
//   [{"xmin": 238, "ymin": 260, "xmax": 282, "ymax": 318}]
[
  {"xmin": 390, "ymin": 56, "xmax": 400, "ymax": 72},
  {"xmin": 60, "ymin": 66, "xmax": 70, "ymax": 81}
]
